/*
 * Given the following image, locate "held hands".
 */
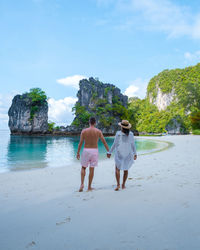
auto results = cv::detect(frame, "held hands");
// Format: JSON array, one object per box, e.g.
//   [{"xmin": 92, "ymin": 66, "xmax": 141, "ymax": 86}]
[
  {"xmin": 107, "ymin": 153, "xmax": 111, "ymax": 158},
  {"xmin": 134, "ymin": 154, "xmax": 137, "ymax": 160}
]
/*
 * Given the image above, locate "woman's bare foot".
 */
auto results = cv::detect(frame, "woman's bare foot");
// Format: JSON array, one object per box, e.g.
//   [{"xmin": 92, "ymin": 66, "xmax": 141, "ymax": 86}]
[
  {"xmin": 79, "ymin": 184, "xmax": 84, "ymax": 192},
  {"xmin": 122, "ymin": 184, "xmax": 126, "ymax": 189},
  {"xmin": 115, "ymin": 185, "xmax": 120, "ymax": 191},
  {"xmin": 87, "ymin": 187, "xmax": 94, "ymax": 191}
]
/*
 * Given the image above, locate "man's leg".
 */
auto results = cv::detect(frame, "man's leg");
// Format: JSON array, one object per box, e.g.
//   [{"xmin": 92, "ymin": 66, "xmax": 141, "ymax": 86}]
[
  {"xmin": 115, "ymin": 166, "xmax": 120, "ymax": 191},
  {"xmin": 88, "ymin": 167, "xmax": 94, "ymax": 191},
  {"xmin": 79, "ymin": 166, "xmax": 86, "ymax": 192},
  {"xmin": 122, "ymin": 170, "xmax": 128, "ymax": 189}
]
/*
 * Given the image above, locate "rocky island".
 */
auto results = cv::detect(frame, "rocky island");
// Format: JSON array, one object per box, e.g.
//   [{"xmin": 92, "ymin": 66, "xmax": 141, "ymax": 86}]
[
  {"xmin": 8, "ymin": 88, "xmax": 48, "ymax": 135},
  {"xmin": 8, "ymin": 78, "xmax": 128, "ymax": 136},
  {"xmin": 68, "ymin": 77, "xmax": 128, "ymax": 135}
]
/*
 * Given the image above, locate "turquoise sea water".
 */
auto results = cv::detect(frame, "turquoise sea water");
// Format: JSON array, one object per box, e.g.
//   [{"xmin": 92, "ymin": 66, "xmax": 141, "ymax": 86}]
[{"xmin": 0, "ymin": 130, "xmax": 168, "ymax": 173}]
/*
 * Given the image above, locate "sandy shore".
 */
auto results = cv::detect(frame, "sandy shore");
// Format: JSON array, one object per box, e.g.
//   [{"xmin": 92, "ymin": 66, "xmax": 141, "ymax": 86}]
[{"xmin": 0, "ymin": 135, "xmax": 200, "ymax": 250}]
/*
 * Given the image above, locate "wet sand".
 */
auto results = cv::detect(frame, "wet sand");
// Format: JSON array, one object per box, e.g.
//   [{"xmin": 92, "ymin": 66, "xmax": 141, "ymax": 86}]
[{"xmin": 0, "ymin": 135, "xmax": 200, "ymax": 250}]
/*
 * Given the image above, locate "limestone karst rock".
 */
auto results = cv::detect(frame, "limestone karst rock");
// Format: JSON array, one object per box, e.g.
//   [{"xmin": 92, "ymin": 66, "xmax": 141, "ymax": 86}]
[
  {"xmin": 8, "ymin": 94, "xmax": 48, "ymax": 134},
  {"xmin": 71, "ymin": 77, "xmax": 128, "ymax": 134},
  {"xmin": 147, "ymin": 63, "xmax": 200, "ymax": 112}
]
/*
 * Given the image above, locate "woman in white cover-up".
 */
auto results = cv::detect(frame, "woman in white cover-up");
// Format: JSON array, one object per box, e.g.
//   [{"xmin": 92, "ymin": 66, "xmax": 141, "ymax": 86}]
[{"xmin": 107, "ymin": 120, "xmax": 137, "ymax": 191}]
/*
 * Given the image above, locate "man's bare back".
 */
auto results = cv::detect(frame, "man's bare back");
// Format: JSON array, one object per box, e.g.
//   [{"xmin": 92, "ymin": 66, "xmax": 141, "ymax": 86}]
[{"xmin": 81, "ymin": 127, "xmax": 107, "ymax": 149}]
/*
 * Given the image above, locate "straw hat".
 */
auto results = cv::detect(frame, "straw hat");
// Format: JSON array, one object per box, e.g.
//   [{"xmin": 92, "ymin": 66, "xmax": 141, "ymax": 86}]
[{"xmin": 118, "ymin": 120, "xmax": 132, "ymax": 129}]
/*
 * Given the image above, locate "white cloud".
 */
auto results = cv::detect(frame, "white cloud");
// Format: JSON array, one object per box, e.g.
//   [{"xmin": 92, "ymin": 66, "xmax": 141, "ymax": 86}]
[
  {"xmin": 0, "ymin": 93, "xmax": 15, "ymax": 129},
  {"xmin": 184, "ymin": 51, "xmax": 200, "ymax": 61},
  {"xmin": 96, "ymin": 0, "xmax": 200, "ymax": 39},
  {"xmin": 124, "ymin": 85, "xmax": 139, "ymax": 98},
  {"xmin": 123, "ymin": 0, "xmax": 191, "ymax": 38},
  {"xmin": 48, "ymin": 97, "xmax": 78, "ymax": 125},
  {"xmin": 184, "ymin": 52, "xmax": 193, "ymax": 60},
  {"xmin": 124, "ymin": 78, "xmax": 149, "ymax": 99},
  {"xmin": 56, "ymin": 75, "xmax": 87, "ymax": 89}
]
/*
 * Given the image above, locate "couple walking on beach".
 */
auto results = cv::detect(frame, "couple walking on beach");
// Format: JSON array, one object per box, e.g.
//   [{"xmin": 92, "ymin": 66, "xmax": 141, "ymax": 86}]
[{"xmin": 76, "ymin": 117, "xmax": 137, "ymax": 192}]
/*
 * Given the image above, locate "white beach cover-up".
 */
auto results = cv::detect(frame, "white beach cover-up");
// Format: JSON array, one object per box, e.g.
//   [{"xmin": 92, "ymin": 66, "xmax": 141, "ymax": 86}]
[{"xmin": 109, "ymin": 131, "xmax": 137, "ymax": 170}]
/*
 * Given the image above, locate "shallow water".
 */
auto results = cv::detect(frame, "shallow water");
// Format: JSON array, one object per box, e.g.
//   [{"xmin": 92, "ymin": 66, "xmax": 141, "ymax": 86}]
[{"xmin": 0, "ymin": 130, "xmax": 168, "ymax": 173}]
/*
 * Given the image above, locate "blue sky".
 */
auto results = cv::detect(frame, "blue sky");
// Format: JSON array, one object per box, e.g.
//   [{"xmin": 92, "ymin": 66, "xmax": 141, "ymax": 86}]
[{"xmin": 0, "ymin": 0, "xmax": 200, "ymax": 128}]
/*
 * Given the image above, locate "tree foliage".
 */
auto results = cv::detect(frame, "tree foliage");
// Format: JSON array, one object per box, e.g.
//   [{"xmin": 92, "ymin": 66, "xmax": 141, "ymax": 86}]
[
  {"xmin": 24, "ymin": 88, "xmax": 47, "ymax": 121},
  {"xmin": 48, "ymin": 121, "xmax": 55, "ymax": 132},
  {"xmin": 127, "ymin": 98, "xmax": 191, "ymax": 134},
  {"xmin": 147, "ymin": 63, "xmax": 200, "ymax": 112},
  {"xmin": 141, "ymin": 63, "xmax": 200, "ymax": 134},
  {"xmin": 72, "ymin": 103, "xmax": 92, "ymax": 127},
  {"xmin": 190, "ymin": 111, "xmax": 200, "ymax": 130},
  {"xmin": 28, "ymin": 88, "xmax": 47, "ymax": 104}
]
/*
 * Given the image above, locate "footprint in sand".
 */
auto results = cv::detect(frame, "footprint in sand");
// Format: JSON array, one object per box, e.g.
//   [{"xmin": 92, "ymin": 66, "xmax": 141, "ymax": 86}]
[
  {"xmin": 82, "ymin": 196, "xmax": 94, "ymax": 201},
  {"xmin": 26, "ymin": 241, "xmax": 36, "ymax": 248},
  {"xmin": 56, "ymin": 217, "xmax": 71, "ymax": 226},
  {"xmin": 135, "ymin": 177, "xmax": 143, "ymax": 180},
  {"xmin": 182, "ymin": 202, "xmax": 189, "ymax": 208},
  {"xmin": 147, "ymin": 176, "xmax": 153, "ymax": 180},
  {"xmin": 137, "ymin": 235, "xmax": 145, "ymax": 239}
]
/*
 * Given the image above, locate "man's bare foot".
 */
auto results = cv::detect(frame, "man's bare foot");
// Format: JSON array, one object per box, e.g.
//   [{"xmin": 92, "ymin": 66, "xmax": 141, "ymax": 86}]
[
  {"xmin": 115, "ymin": 185, "xmax": 120, "ymax": 191},
  {"xmin": 122, "ymin": 184, "xmax": 126, "ymax": 189},
  {"xmin": 87, "ymin": 187, "xmax": 94, "ymax": 191},
  {"xmin": 79, "ymin": 185, "xmax": 84, "ymax": 192}
]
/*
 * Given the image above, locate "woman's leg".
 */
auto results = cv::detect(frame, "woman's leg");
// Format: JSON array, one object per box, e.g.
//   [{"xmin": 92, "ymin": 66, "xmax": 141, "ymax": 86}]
[
  {"xmin": 122, "ymin": 170, "xmax": 128, "ymax": 189},
  {"xmin": 115, "ymin": 166, "xmax": 120, "ymax": 191}
]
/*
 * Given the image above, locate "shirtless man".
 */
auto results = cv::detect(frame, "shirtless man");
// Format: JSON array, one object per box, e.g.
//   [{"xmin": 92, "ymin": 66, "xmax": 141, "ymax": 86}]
[{"xmin": 76, "ymin": 117, "xmax": 109, "ymax": 192}]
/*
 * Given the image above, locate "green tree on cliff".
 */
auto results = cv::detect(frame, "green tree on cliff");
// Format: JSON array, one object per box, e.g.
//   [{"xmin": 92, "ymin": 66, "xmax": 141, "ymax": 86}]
[
  {"xmin": 128, "ymin": 63, "xmax": 200, "ymax": 134},
  {"xmin": 27, "ymin": 88, "xmax": 47, "ymax": 104},
  {"xmin": 24, "ymin": 88, "xmax": 47, "ymax": 121}
]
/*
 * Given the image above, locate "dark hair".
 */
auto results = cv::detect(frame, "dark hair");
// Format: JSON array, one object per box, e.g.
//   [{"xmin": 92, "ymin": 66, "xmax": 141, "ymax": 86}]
[
  {"xmin": 122, "ymin": 127, "xmax": 130, "ymax": 136},
  {"xmin": 89, "ymin": 117, "xmax": 96, "ymax": 125}
]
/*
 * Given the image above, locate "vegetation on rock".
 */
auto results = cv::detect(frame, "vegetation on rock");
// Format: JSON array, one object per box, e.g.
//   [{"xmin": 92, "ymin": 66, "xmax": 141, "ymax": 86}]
[
  {"xmin": 27, "ymin": 88, "xmax": 47, "ymax": 103},
  {"xmin": 24, "ymin": 88, "xmax": 47, "ymax": 121},
  {"xmin": 147, "ymin": 63, "xmax": 200, "ymax": 109},
  {"xmin": 190, "ymin": 110, "xmax": 200, "ymax": 134},
  {"xmin": 71, "ymin": 67, "xmax": 200, "ymax": 134},
  {"xmin": 128, "ymin": 63, "xmax": 200, "ymax": 134},
  {"xmin": 48, "ymin": 121, "xmax": 56, "ymax": 132},
  {"xmin": 72, "ymin": 103, "xmax": 92, "ymax": 127},
  {"xmin": 72, "ymin": 78, "xmax": 128, "ymax": 130}
]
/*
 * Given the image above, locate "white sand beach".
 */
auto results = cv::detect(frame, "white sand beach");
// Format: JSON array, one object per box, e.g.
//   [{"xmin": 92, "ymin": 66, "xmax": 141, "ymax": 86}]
[{"xmin": 0, "ymin": 135, "xmax": 200, "ymax": 250}]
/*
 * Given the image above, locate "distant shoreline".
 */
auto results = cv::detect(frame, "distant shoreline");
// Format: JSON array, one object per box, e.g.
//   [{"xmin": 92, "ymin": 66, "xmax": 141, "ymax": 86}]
[{"xmin": 2, "ymin": 128, "xmax": 194, "ymax": 137}]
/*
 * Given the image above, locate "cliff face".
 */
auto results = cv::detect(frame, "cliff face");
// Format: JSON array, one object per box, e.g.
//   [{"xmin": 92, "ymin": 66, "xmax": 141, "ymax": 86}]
[
  {"xmin": 8, "ymin": 94, "xmax": 48, "ymax": 134},
  {"xmin": 148, "ymin": 86, "xmax": 175, "ymax": 111},
  {"xmin": 72, "ymin": 77, "xmax": 128, "ymax": 134},
  {"xmin": 147, "ymin": 63, "xmax": 200, "ymax": 111},
  {"xmin": 77, "ymin": 77, "xmax": 127, "ymax": 110}
]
